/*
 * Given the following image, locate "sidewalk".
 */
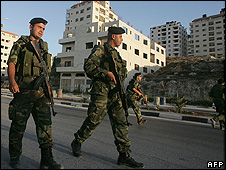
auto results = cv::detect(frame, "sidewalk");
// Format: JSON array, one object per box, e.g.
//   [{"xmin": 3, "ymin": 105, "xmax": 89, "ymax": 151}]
[{"xmin": 1, "ymin": 88, "xmax": 218, "ymax": 125}]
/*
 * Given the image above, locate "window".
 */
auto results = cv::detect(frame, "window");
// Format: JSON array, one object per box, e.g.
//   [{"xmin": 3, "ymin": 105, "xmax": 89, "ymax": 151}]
[
  {"xmin": 209, "ymin": 32, "xmax": 214, "ymax": 36},
  {"xmin": 75, "ymin": 18, "xmax": 78, "ymax": 22},
  {"xmin": 122, "ymin": 43, "xmax": 127, "ymax": 50},
  {"xmin": 161, "ymin": 61, "xmax": 164, "ymax": 66},
  {"xmin": 143, "ymin": 67, "xmax": 147, "ymax": 73},
  {"xmin": 80, "ymin": 9, "xmax": 84, "ymax": 13},
  {"xmin": 209, "ymin": 42, "xmax": 215, "ymax": 47},
  {"xmin": 100, "ymin": 8, "xmax": 105, "ymax": 15},
  {"xmin": 62, "ymin": 73, "xmax": 71, "ymax": 77},
  {"xmin": 86, "ymin": 42, "xmax": 93, "ymax": 49},
  {"xmin": 209, "ymin": 37, "xmax": 214, "ymax": 41},
  {"xmin": 65, "ymin": 61, "xmax": 72, "ymax": 67},
  {"xmin": 80, "ymin": 17, "xmax": 84, "ymax": 21},
  {"xmin": 87, "ymin": 7, "xmax": 91, "ymax": 11},
  {"xmin": 143, "ymin": 39, "xmax": 148, "ymax": 45},
  {"xmin": 87, "ymin": 15, "xmax": 91, "ymax": 18},
  {"xmin": 161, "ymin": 49, "xmax": 164, "ymax": 54},
  {"xmin": 87, "ymin": 26, "xmax": 94, "ymax": 33},
  {"xmin": 123, "ymin": 27, "xmax": 127, "ymax": 34},
  {"xmin": 208, "ymin": 21, "xmax": 214, "ymax": 25},
  {"xmin": 135, "ymin": 33, "xmax": 139, "ymax": 41},
  {"xmin": 135, "ymin": 49, "xmax": 139, "ymax": 56},
  {"xmin": 156, "ymin": 59, "xmax": 159, "ymax": 64},
  {"xmin": 209, "ymin": 27, "xmax": 214, "ymax": 31},
  {"xmin": 135, "ymin": 64, "xmax": 139, "ymax": 71},
  {"xmin": 143, "ymin": 53, "xmax": 147, "ymax": 59},
  {"xmin": 66, "ymin": 47, "xmax": 72, "ymax": 52},
  {"xmin": 156, "ymin": 47, "xmax": 159, "ymax": 52},
  {"xmin": 109, "ymin": 13, "xmax": 113, "ymax": 19},
  {"xmin": 216, "ymin": 21, "xmax": 221, "ymax": 24}
]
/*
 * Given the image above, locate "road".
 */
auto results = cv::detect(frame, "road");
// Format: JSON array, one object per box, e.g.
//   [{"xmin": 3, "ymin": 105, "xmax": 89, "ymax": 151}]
[{"xmin": 1, "ymin": 95, "xmax": 225, "ymax": 169}]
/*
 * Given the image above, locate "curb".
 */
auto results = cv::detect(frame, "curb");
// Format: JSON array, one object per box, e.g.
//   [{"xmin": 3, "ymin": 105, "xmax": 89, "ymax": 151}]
[
  {"xmin": 1, "ymin": 93, "xmax": 216, "ymax": 125},
  {"xmin": 56, "ymin": 100, "xmax": 214, "ymax": 125}
]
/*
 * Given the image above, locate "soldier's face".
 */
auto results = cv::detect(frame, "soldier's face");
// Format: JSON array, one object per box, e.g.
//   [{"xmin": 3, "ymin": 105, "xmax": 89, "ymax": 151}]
[
  {"xmin": 30, "ymin": 23, "xmax": 45, "ymax": 40},
  {"xmin": 137, "ymin": 75, "xmax": 142, "ymax": 81},
  {"xmin": 112, "ymin": 34, "xmax": 123, "ymax": 47}
]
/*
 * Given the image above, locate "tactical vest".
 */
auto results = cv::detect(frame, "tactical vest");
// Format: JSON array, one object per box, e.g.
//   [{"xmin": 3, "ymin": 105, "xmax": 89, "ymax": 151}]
[
  {"xmin": 85, "ymin": 43, "xmax": 127, "ymax": 83},
  {"xmin": 126, "ymin": 79, "xmax": 140, "ymax": 98},
  {"xmin": 15, "ymin": 36, "xmax": 51, "ymax": 80}
]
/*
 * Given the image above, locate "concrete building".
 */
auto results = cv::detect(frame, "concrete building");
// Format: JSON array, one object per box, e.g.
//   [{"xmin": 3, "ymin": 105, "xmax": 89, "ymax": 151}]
[
  {"xmin": 189, "ymin": 8, "xmax": 225, "ymax": 57},
  {"xmin": 56, "ymin": 1, "xmax": 166, "ymax": 92},
  {"xmin": 150, "ymin": 21, "xmax": 188, "ymax": 57},
  {"xmin": 1, "ymin": 30, "xmax": 18, "ymax": 77}
]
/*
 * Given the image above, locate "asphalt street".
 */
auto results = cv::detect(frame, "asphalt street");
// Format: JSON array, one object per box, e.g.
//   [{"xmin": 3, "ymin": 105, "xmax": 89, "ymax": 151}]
[{"xmin": 1, "ymin": 95, "xmax": 225, "ymax": 169}]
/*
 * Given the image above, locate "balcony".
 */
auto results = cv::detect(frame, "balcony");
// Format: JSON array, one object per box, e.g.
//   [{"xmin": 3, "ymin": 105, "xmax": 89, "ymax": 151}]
[
  {"xmin": 57, "ymin": 51, "xmax": 75, "ymax": 58},
  {"xmin": 98, "ymin": 31, "xmax": 108, "ymax": 38},
  {"xmin": 59, "ymin": 37, "xmax": 76, "ymax": 44},
  {"xmin": 56, "ymin": 66, "xmax": 76, "ymax": 73}
]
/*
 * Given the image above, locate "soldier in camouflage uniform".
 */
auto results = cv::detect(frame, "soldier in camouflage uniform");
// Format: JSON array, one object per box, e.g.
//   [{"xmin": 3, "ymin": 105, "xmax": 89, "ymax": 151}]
[
  {"xmin": 7, "ymin": 18, "xmax": 63, "ymax": 169},
  {"xmin": 126, "ymin": 72, "xmax": 147, "ymax": 125},
  {"xmin": 209, "ymin": 78, "xmax": 225, "ymax": 130},
  {"xmin": 71, "ymin": 27, "xmax": 144, "ymax": 169}
]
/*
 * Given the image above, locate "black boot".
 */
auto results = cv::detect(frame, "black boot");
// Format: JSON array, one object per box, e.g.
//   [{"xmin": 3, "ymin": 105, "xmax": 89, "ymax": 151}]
[
  {"xmin": 117, "ymin": 152, "xmax": 144, "ymax": 169},
  {"xmin": 40, "ymin": 147, "xmax": 64, "ymax": 169},
  {"xmin": 9, "ymin": 158, "xmax": 20, "ymax": 169},
  {"xmin": 71, "ymin": 139, "xmax": 82, "ymax": 158}
]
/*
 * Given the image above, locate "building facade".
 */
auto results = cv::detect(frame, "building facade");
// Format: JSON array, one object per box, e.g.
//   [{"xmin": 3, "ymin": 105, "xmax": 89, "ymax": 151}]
[
  {"xmin": 56, "ymin": 1, "xmax": 166, "ymax": 92},
  {"xmin": 189, "ymin": 8, "xmax": 225, "ymax": 57},
  {"xmin": 1, "ymin": 30, "xmax": 18, "ymax": 77},
  {"xmin": 150, "ymin": 21, "xmax": 188, "ymax": 57}
]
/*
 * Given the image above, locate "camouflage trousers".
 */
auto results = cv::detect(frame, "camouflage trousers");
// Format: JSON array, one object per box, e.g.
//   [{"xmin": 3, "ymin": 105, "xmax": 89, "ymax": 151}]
[
  {"xmin": 74, "ymin": 92, "xmax": 131, "ymax": 153},
  {"xmin": 212, "ymin": 113, "xmax": 225, "ymax": 129},
  {"xmin": 127, "ymin": 97, "xmax": 142, "ymax": 123},
  {"xmin": 8, "ymin": 88, "xmax": 53, "ymax": 159}
]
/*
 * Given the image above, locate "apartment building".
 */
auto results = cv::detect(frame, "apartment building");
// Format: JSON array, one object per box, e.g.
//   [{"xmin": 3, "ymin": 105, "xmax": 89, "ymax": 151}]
[
  {"xmin": 57, "ymin": 1, "xmax": 166, "ymax": 92},
  {"xmin": 150, "ymin": 21, "xmax": 188, "ymax": 57},
  {"xmin": 1, "ymin": 30, "xmax": 18, "ymax": 78},
  {"xmin": 189, "ymin": 8, "xmax": 225, "ymax": 57}
]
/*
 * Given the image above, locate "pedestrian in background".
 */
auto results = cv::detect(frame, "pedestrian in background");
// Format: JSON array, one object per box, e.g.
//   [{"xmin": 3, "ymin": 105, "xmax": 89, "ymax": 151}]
[
  {"xmin": 7, "ymin": 17, "xmax": 63, "ymax": 169},
  {"xmin": 126, "ymin": 72, "xmax": 147, "ymax": 125},
  {"xmin": 71, "ymin": 26, "xmax": 144, "ymax": 169},
  {"xmin": 209, "ymin": 78, "xmax": 225, "ymax": 130}
]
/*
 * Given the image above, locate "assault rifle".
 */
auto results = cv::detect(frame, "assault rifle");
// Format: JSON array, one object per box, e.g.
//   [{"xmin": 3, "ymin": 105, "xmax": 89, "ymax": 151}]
[
  {"xmin": 105, "ymin": 47, "xmax": 131, "ymax": 126},
  {"xmin": 30, "ymin": 40, "xmax": 57, "ymax": 116}
]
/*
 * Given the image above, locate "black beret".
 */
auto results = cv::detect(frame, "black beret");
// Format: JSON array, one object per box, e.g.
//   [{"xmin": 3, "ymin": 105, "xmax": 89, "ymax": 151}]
[
  {"xmin": 108, "ymin": 27, "xmax": 125, "ymax": 34},
  {"xmin": 29, "ymin": 17, "xmax": 48, "ymax": 25},
  {"xmin": 134, "ymin": 72, "xmax": 141, "ymax": 78}
]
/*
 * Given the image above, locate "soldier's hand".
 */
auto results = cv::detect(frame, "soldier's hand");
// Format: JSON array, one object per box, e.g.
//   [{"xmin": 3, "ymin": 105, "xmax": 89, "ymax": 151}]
[
  {"xmin": 107, "ymin": 71, "xmax": 117, "ymax": 85},
  {"xmin": 9, "ymin": 81, "xmax": 20, "ymax": 93}
]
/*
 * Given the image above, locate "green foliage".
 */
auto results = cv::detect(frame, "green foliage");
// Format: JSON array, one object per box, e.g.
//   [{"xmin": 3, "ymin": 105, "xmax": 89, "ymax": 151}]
[
  {"xmin": 172, "ymin": 91, "xmax": 188, "ymax": 113},
  {"xmin": 147, "ymin": 94, "xmax": 154, "ymax": 102},
  {"xmin": 73, "ymin": 89, "xmax": 80, "ymax": 95},
  {"xmin": 187, "ymin": 99, "xmax": 213, "ymax": 107}
]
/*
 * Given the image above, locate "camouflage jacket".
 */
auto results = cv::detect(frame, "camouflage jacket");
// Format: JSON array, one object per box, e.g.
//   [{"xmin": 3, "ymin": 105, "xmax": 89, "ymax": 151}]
[
  {"xmin": 7, "ymin": 35, "xmax": 51, "ymax": 87},
  {"xmin": 84, "ymin": 42, "xmax": 127, "ymax": 96},
  {"xmin": 126, "ymin": 79, "xmax": 141, "ymax": 99}
]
